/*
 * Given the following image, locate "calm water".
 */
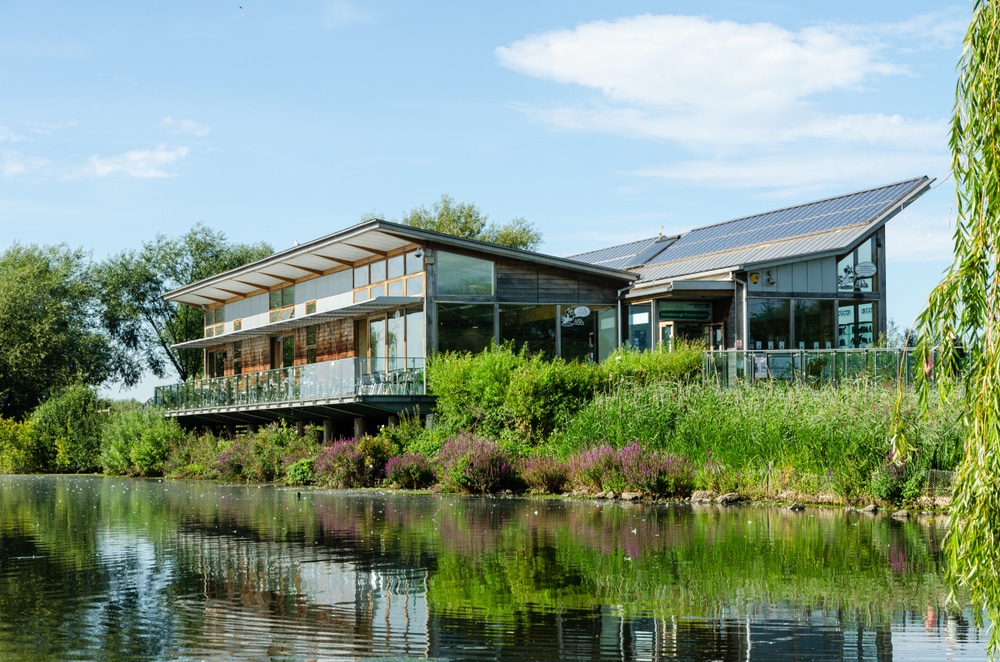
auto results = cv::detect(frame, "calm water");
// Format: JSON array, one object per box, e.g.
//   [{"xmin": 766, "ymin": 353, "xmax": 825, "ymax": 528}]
[{"xmin": 0, "ymin": 475, "xmax": 988, "ymax": 661}]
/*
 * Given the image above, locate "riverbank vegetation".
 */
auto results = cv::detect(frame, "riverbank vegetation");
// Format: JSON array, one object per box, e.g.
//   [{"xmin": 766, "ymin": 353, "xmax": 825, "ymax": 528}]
[{"xmin": 0, "ymin": 342, "xmax": 964, "ymax": 508}]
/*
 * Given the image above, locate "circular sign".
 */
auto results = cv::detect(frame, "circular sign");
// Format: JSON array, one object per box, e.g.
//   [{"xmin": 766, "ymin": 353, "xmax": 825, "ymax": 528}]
[
  {"xmin": 573, "ymin": 306, "xmax": 591, "ymax": 318},
  {"xmin": 854, "ymin": 261, "xmax": 877, "ymax": 278}
]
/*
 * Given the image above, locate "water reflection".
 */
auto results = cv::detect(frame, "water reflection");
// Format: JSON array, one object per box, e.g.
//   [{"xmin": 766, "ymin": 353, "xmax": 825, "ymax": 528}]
[{"xmin": 0, "ymin": 475, "xmax": 987, "ymax": 661}]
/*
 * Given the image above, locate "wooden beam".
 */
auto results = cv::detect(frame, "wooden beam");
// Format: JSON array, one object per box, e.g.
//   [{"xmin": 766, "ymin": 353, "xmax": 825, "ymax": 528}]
[{"xmin": 343, "ymin": 242, "xmax": 387, "ymax": 257}]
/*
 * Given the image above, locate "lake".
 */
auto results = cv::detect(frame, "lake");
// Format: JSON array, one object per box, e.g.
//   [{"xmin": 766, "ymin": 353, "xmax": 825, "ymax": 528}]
[{"xmin": 0, "ymin": 475, "xmax": 988, "ymax": 661}]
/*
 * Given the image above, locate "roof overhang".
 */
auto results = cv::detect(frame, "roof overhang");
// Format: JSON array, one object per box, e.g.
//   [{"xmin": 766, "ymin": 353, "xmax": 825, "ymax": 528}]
[
  {"xmin": 165, "ymin": 220, "xmax": 637, "ymax": 307},
  {"xmin": 627, "ymin": 278, "xmax": 735, "ymax": 300},
  {"xmin": 173, "ymin": 296, "xmax": 420, "ymax": 350}
]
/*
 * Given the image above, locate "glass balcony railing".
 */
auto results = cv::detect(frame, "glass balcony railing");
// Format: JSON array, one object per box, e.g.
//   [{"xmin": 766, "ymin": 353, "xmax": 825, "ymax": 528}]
[
  {"xmin": 702, "ymin": 348, "xmax": 936, "ymax": 387},
  {"xmin": 154, "ymin": 356, "xmax": 426, "ymax": 412}
]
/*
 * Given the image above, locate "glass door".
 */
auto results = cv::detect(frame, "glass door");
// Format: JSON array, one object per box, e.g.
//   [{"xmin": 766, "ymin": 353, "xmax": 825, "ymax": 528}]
[
  {"xmin": 659, "ymin": 321, "xmax": 674, "ymax": 351},
  {"xmin": 369, "ymin": 316, "xmax": 386, "ymax": 374}
]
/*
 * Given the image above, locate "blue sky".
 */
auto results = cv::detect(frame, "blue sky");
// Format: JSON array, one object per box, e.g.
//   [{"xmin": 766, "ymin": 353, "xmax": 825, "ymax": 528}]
[{"xmin": 0, "ymin": 1, "xmax": 969, "ymax": 396}]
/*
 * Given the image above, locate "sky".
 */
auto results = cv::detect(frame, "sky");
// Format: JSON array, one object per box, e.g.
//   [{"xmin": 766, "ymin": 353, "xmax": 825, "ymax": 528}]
[{"xmin": 0, "ymin": 1, "xmax": 970, "ymax": 398}]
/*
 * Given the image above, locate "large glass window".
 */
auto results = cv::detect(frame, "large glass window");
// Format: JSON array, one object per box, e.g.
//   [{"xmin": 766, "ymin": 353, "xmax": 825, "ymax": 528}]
[
  {"xmin": 387, "ymin": 313, "xmax": 405, "ymax": 370},
  {"xmin": 748, "ymin": 299, "xmax": 790, "ymax": 350},
  {"xmin": 500, "ymin": 305, "xmax": 556, "ymax": 356},
  {"xmin": 406, "ymin": 309, "xmax": 425, "ymax": 359},
  {"xmin": 838, "ymin": 236, "xmax": 878, "ymax": 293},
  {"xmin": 204, "ymin": 307, "xmax": 225, "ymax": 338},
  {"xmin": 794, "ymin": 300, "xmax": 835, "ymax": 350},
  {"xmin": 437, "ymin": 303, "xmax": 495, "ymax": 354},
  {"xmin": 560, "ymin": 305, "xmax": 614, "ymax": 362},
  {"xmin": 268, "ymin": 286, "xmax": 295, "ymax": 322},
  {"xmin": 627, "ymin": 303, "xmax": 652, "ymax": 350},
  {"xmin": 837, "ymin": 301, "xmax": 877, "ymax": 348},
  {"xmin": 437, "ymin": 251, "xmax": 494, "ymax": 296}
]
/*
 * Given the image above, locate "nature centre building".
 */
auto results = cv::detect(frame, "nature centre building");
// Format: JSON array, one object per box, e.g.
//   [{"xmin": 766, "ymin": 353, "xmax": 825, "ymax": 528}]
[{"xmin": 155, "ymin": 176, "xmax": 931, "ymax": 432}]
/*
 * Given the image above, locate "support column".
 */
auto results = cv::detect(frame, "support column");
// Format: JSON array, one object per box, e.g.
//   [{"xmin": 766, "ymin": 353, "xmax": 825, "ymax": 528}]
[
  {"xmin": 353, "ymin": 417, "xmax": 366, "ymax": 440},
  {"xmin": 323, "ymin": 419, "xmax": 334, "ymax": 444},
  {"xmin": 248, "ymin": 423, "xmax": 259, "ymax": 434},
  {"xmin": 387, "ymin": 415, "xmax": 399, "ymax": 429},
  {"xmin": 296, "ymin": 420, "xmax": 305, "ymax": 437}
]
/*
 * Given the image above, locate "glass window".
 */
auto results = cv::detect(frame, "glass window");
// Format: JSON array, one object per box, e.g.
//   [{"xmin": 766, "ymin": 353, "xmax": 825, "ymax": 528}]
[
  {"xmin": 388, "ymin": 255, "xmax": 405, "ymax": 280},
  {"xmin": 370, "ymin": 260, "xmax": 387, "ymax": 283},
  {"xmin": 233, "ymin": 342, "xmax": 242, "ymax": 375},
  {"xmin": 354, "ymin": 288, "xmax": 369, "ymax": 303},
  {"xmin": 405, "ymin": 250, "xmax": 423, "ymax": 275},
  {"xmin": 627, "ymin": 303, "xmax": 652, "ymax": 350},
  {"xmin": 500, "ymin": 305, "xmax": 556, "ymax": 357},
  {"xmin": 306, "ymin": 325, "xmax": 317, "ymax": 347},
  {"xmin": 406, "ymin": 309, "xmax": 425, "ymax": 359},
  {"xmin": 748, "ymin": 299, "xmax": 790, "ymax": 350},
  {"xmin": 437, "ymin": 251, "xmax": 494, "ymax": 296},
  {"xmin": 838, "ymin": 236, "xmax": 878, "ymax": 293},
  {"xmin": 269, "ymin": 290, "xmax": 282, "ymax": 309},
  {"xmin": 437, "ymin": 303, "xmax": 495, "ymax": 354},
  {"xmin": 793, "ymin": 300, "xmax": 835, "ymax": 350},
  {"xmin": 388, "ymin": 312, "xmax": 404, "ymax": 370},
  {"xmin": 370, "ymin": 283, "xmax": 386, "ymax": 298},
  {"xmin": 838, "ymin": 302, "xmax": 877, "ymax": 348},
  {"xmin": 354, "ymin": 265, "xmax": 369, "ymax": 287},
  {"xmin": 387, "ymin": 280, "xmax": 404, "ymax": 296},
  {"xmin": 269, "ymin": 286, "xmax": 294, "ymax": 311},
  {"xmin": 405, "ymin": 275, "xmax": 423, "ymax": 296},
  {"xmin": 560, "ymin": 305, "xmax": 613, "ymax": 362}
]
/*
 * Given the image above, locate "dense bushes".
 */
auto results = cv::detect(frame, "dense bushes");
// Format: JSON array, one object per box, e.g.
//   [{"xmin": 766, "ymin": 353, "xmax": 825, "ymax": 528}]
[
  {"xmin": 31, "ymin": 385, "xmax": 106, "ymax": 472},
  {"xmin": 101, "ymin": 405, "xmax": 185, "ymax": 476},
  {"xmin": 427, "ymin": 342, "xmax": 703, "ymax": 445}
]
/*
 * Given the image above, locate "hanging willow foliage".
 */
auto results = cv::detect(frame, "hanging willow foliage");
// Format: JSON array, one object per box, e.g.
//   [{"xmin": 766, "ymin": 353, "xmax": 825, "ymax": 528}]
[{"xmin": 893, "ymin": 0, "xmax": 1000, "ymax": 655}]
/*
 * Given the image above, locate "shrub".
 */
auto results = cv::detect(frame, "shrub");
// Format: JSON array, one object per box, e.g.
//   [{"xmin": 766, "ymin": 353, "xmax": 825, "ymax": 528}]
[
  {"xmin": 215, "ymin": 436, "xmax": 250, "ymax": 482},
  {"xmin": 568, "ymin": 442, "xmax": 695, "ymax": 498},
  {"xmin": 31, "ymin": 385, "xmax": 106, "ymax": 473},
  {"xmin": 435, "ymin": 433, "xmax": 519, "ymax": 494},
  {"xmin": 871, "ymin": 454, "xmax": 927, "ymax": 505},
  {"xmin": 0, "ymin": 418, "xmax": 39, "ymax": 473},
  {"xmin": 284, "ymin": 457, "xmax": 316, "ymax": 486},
  {"xmin": 315, "ymin": 438, "xmax": 367, "ymax": 488},
  {"xmin": 100, "ymin": 405, "xmax": 186, "ymax": 476},
  {"xmin": 358, "ymin": 435, "xmax": 396, "ymax": 484},
  {"xmin": 505, "ymin": 356, "xmax": 601, "ymax": 444},
  {"xmin": 385, "ymin": 453, "xmax": 436, "ymax": 489},
  {"xmin": 520, "ymin": 454, "xmax": 570, "ymax": 494}
]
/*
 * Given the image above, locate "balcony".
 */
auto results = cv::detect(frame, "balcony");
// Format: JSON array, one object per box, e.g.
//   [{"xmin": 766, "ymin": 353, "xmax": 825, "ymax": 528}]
[{"xmin": 154, "ymin": 356, "xmax": 427, "ymax": 413}]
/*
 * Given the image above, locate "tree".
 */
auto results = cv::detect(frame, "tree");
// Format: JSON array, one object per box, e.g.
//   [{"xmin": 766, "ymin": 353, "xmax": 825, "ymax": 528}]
[
  {"xmin": 399, "ymin": 194, "xmax": 542, "ymax": 251},
  {"xmin": 0, "ymin": 244, "xmax": 128, "ymax": 419},
  {"xmin": 893, "ymin": 2, "xmax": 1000, "ymax": 656},
  {"xmin": 95, "ymin": 224, "xmax": 273, "ymax": 383}
]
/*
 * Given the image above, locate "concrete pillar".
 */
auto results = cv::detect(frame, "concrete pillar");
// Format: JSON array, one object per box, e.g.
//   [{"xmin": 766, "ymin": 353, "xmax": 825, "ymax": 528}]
[
  {"xmin": 323, "ymin": 419, "xmax": 334, "ymax": 443},
  {"xmin": 248, "ymin": 423, "xmax": 259, "ymax": 434},
  {"xmin": 353, "ymin": 416, "xmax": 366, "ymax": 440},
  {"xmin": 296, "ymin": 420, "xmax": 305, "ymax": 437},
  {"xmin": 387, "ymin": 415, "xmax": 399, "ymax": 429},
  {"xmin": 425, "ymin": 414, "xmax": 434, "ymax": 430},
  {"xmin": 226, "ymin": 424, "xmax": 237, "ymax": 438}
]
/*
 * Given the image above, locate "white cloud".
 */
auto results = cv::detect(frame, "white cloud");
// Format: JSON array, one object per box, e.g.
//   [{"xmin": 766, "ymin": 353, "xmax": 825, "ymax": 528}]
[
  {"xmin": 496, "ymin": 13, "xmax": 953, "ymax": 150},
  {"xmin": 158, "ymin": 116, "xmax": 210, "ymax": 137},
  {"xmin": 1, "ymin": 151, "xmax": 47, "ymax": 177},
  {"xmin": 321, "ymin": 0, "xmax": 371, "ymax": 29},
  {"xmin": 87, "ymin": 145, "xmax": 189, "ymax": 178},
  {"xmin": 0, "ymin": 126, "xmax": 26, "ymax": 143}
]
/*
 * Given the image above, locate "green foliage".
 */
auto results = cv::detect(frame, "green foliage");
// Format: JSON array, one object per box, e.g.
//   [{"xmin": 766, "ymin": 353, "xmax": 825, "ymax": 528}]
[
  {"xmin": 0, "ymin": 245, "xmax": 129, "ymax": 419},
  {"xmin": 357, "ymin": 435, "xmax": 396, "ymax": 483},
  {"xmin": 553, "ymin": 380, "xmax": 960, "ymax": 503},
  {"xmin": 428, "ymin": 342, "xmax": 702, "ymax": 447},
  {"xmin": 283, "ymin": 457, "xmax": 316, "ymax": 486},
  {"xmin": 94, "ymin": 224, "xmax": 273, "ymax": 382},
  {"xmin": 520, "ymin": 454, "xmax": 570, "ymax": 494},
  {"xmin": 30, "ymin": 385, "xmax": 106, "ymax": 473},
  {"xmin": 435, "ymin": 433, "xmax": 519, "ymax": 493},
  {"xmin": 891, "ymin": 3, "xmax": 1000, "ymax": 654},
  {"xmin": 399, "ymin": 194, "xmax": 542, "ymax": 251},
  {"xmin": 0, "ymin": 418, "xmax": 38, "ymax": 473},
  {"xmin": 100, "ymin": 405, "xmax": 187, "ymax": 476},
  {"xmin": 315, "ymin": 438, "xmax": 368, "ymax": 487},
  {"xmin": 385, "ymin": 453, "xmax": 436, "ymax": 489}
]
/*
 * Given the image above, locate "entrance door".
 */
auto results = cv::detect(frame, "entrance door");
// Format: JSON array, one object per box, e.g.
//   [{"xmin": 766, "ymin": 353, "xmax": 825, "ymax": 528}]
[
  {"xmin": 704, "ymin": 324, "xmax": 724, "ymax": 350},
  {"xmin": 658, "ymin": 321, "xmax": 674, "ymax": 351}
]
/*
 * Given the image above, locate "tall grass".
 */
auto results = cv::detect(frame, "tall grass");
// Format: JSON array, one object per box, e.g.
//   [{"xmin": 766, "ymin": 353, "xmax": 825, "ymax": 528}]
[{"xmin": 548, "ymin": 378, "xmax": 963, "ymax": 500}]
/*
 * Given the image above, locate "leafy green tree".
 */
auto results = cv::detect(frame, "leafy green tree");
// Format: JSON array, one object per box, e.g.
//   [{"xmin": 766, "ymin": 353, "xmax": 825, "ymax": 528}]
[
  {"xmin": 0, "ymin": 244, "xmax": 129, "ymax": 419},
  {"xmin": 399, "ymin": 194, "xmax": 542, "ymax": 251},
  {"xmin": 95, "ymin": 224, "xmax": 272, "ymax": 382},
  {"xmin": 894, "ymin": 2, "xmax": 1000, "ymax": 656},
  {"xmin": 30, "ymin": 385, "xmax": 106, "ymax": 473}
]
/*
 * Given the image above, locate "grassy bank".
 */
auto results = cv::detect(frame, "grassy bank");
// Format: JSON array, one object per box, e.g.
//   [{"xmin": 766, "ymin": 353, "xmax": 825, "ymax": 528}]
[{"xmin": 0, "ymin": 345, "xmax": 965, "ymax": 507}]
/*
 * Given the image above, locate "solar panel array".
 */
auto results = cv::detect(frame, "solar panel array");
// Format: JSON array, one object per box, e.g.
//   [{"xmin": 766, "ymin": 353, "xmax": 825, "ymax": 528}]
[{"xmin": 646, "ymin": 178, "xmax": 924, "ymax": 266}]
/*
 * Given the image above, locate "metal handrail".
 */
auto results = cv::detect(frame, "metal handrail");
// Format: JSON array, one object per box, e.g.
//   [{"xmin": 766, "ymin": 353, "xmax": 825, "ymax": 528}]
[{"xmin": 702, "ymin": 348, "xmax": 930, "ymax": 387}]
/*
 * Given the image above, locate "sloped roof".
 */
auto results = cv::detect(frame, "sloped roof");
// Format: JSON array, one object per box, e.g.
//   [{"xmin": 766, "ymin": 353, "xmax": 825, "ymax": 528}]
[
  {"xmin": 165, "ymin": 219, "xmax": 637, "ymax": 307},
  {"xmin": 568, "ymin": 177, "xmax": 932, "ymax": 287}
]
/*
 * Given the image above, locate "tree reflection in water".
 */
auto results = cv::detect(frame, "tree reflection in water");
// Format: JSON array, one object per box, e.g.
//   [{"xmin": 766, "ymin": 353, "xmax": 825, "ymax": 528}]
[{"xmin": 0, "ymin": 475, "xmax": 987, "ymax": 660}]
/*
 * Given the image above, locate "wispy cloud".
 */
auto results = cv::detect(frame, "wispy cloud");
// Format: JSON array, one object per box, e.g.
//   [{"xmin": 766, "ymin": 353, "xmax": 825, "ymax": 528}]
[
  {"xmin": 86, "ymin": 145, "xmax": 190, "ymax": 178},
  {"xmin": 0, "ymin": 125, "xmax": 26, "ymax": 143},
  {"xmin": 321, "ymin": 0, "xmax": 371, "ymax": 29},
  {"xmin": 1, "ymin": 151, "xmax": 48, "ymax": 177},
  {"xmin": 496, "ymin": 14, "xmax": 947, "ymax": 146},
  {"xmin": 158, "ymin": 116, "xmax": 210, "ymax": 137}
]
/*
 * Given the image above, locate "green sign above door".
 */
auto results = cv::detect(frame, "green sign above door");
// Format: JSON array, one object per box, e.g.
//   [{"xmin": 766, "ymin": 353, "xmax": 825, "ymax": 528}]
[{"xmin": 658, "ymin": 301, "xmax": 712, "ymax": 321}]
